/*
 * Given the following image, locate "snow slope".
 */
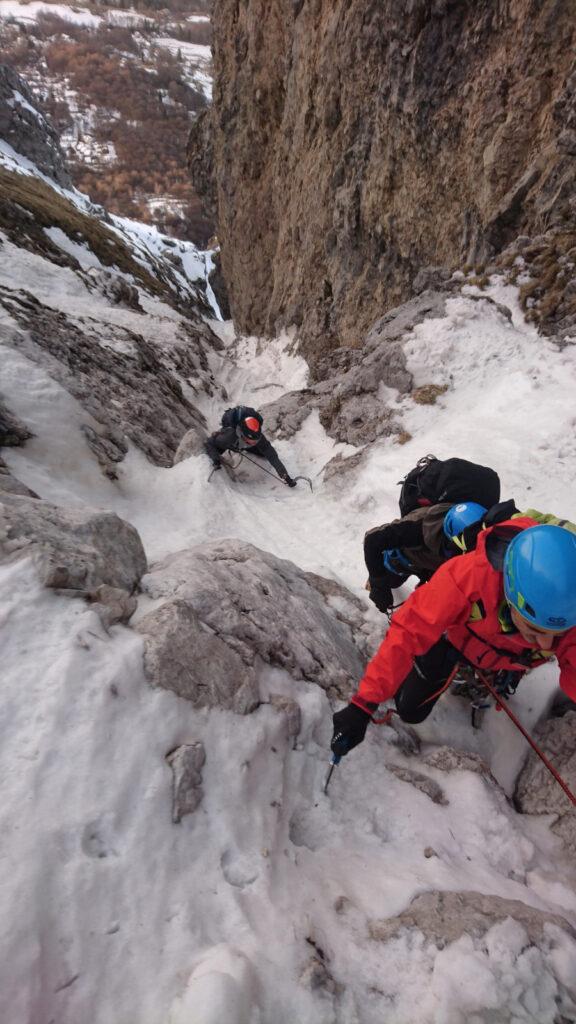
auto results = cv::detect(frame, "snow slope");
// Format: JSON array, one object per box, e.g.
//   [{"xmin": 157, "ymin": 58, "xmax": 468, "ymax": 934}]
[{"xmin": 2, "ymin": 258, "xmax": 576, "ymax": 1024}]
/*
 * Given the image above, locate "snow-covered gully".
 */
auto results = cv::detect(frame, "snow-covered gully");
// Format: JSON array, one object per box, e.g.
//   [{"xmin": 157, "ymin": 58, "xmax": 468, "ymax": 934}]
[
  {"xmin": 2, "ymin": 262, "xmax": 576, "ymax": 1022},
  {"xmin": 2, "ymin": 55, "xmax": 576, "ymax": 1023}
]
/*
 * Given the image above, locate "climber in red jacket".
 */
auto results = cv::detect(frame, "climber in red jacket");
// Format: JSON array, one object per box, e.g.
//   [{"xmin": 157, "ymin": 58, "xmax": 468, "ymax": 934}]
[{"xmin": 331, "ymin": 518, "xmax": 576, "ymax": 757}]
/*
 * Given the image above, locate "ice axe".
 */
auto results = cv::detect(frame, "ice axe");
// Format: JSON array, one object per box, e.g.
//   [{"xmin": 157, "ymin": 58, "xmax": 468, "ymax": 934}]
[
  {"xmin": 237, "ymin": 452, "xmax": 313, "ymax": 490},
  {"xmin": 293, "ymin": 474, "xmax": 313, "ymax": 491},
  {"xmin": 323, "ymin": 751, "xmax": 342, "ymax": 794},
  {"xmin": 323, "ymin": 733, "xmax": 350, "ymax": 794},
  {"xmin": 324, "ymin": 708, "xmax": 396, "ymax": 794}
]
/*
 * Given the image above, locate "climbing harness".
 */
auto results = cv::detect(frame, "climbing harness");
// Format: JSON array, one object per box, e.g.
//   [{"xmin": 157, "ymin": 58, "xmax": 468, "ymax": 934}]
[{"xmin": 452, "ymin": 666, "xmax": 523, "ymax": 729}]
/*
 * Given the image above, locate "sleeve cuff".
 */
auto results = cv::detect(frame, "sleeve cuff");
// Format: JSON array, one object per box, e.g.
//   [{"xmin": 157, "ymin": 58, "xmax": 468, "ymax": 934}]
[{"xmin": 351, "ymin": 695, "xmax": 379, "ymax": 715}]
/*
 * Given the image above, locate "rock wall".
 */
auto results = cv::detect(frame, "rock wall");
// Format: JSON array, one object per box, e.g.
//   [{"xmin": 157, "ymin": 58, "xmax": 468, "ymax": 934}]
[
  {"xmin": 192, "ymin": 0, "xmax": 576, "ymax": 358},
  {"xmin": 0, "ymin": 64, "xmax": 72, "ymax": 188}
]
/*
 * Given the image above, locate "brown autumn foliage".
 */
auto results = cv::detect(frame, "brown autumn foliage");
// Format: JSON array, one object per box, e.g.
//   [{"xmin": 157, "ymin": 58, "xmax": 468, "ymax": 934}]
[{"xmin": 0, "ymin": 11, "xmax": 213, "ymax": 244}]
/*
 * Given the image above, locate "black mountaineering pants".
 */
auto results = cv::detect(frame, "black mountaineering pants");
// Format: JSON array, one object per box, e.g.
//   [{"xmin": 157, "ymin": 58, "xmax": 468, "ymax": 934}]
[{"xmin": 394, "ymin": 638, "xmax": 461, "ymax": 724}]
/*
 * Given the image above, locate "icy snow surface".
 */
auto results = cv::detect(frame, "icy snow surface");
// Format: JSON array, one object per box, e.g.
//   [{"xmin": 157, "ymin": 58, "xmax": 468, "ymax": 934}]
[{"xmin": 2, "ymin": 259, "xmax": 576, "ymax": 1023}]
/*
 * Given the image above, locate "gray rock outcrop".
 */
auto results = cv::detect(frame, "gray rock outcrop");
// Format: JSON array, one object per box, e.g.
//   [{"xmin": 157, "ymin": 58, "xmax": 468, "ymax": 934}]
[
  {"xmin": 166, "ymin": 742, "xmax": 206, "ymax": 824},
  {"xmin": 0, "ymin": 492, "xmax": 147, "ymax": 592},
  {"xmin": 136, "ymin": 599, "xmax": 260, "ymax": 714},
  {"xmin": 83, "ymin": 269, "xmax": 143, "ymax": 312},
  {"xmin": 515, "ymin": 710, "xmax": 576, "ymax": 854},
  {"xmin": 368, "ymin": 890, "xmax": 576, "ymax": 948},
  {"xmin": 173, "ymin": 424, "xmax": 208, "ymax": 465},
  {"xmin": 140, "ymin": 538, "xmax": 367, "ymax": 703},
  {"xmin": 386, "ymin": 765, "xmax": 448, "ymax": 806},
  {"xmin": 422, "ymin": 746, "xmax": 497, "ymax": 786},
  {"xmin": 87, "ymin": 584, "xmax": 138, "ymax": 630},
  {"xmin": 0, "ymin": 63, "xmax": 72, "ymax": 187},
  {"xmin": 258, "ymin": 291, "xmax": 453, "ymax": 444},
  {"xmin": 0, "ymin": 290, "xmax": 215, "ymax": 474},
  {"xmin": 191, "ymin": 1, "xmax": 576, "ymax": 358}
]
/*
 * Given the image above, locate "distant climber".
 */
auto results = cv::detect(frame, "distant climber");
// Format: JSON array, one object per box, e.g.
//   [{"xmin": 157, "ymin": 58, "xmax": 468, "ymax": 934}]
[
  {"xmin": 365, "ymin": 499, "xmax": 505, "ymax": 614},
  {"xmin": 205, "ymin": 405, "xmax": 297, "ymax": 486},
  {"xmin": 365, "ymin": 455, "xmax": 503, "ymax": 615}
]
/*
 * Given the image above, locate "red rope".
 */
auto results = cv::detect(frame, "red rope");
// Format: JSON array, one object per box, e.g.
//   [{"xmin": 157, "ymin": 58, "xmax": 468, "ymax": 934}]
[{"xmin": 476, "ymin": 669, "xmax": 576, "ymax": 808}]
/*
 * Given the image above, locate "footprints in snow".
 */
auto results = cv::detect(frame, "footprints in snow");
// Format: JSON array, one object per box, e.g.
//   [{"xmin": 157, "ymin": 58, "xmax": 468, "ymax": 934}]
[
  {"xmin": 220, "ymin": 848, "xmax": 259, "ymax": 888},
  {"xmin": 81, "ymin": 818, "xmax": 118, "ymax": 859}
]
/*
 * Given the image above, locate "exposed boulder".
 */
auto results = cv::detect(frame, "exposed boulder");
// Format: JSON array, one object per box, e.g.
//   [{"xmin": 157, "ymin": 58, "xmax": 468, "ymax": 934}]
[
  {"xmin": 422, "ymin": 746, "xmax": 498, "ymax": 786},
  {"xmin": 0, "ymin": 492, "xmax": 147, "ymax": 592},
  {"xmin": 173, "ymin": 424, "xmax": 209, "ymax": 465},
  {"xmin": 368, "ymin": 889, "xmax": 576, "ymax": 946},
  {"xmin": 87, "ymin": 584, "xmax": 138, "ymax": 630},
  {"xmin": 193, "ymin": 2, "xmax": 576, "ymax": 358},
  {"xmin": 321, "ymin": 450, "xmax": 369, "ymax": 485},
  {"xmin": 135, "ymin": 599, "xmax": 260, "ymax": 714},
  {"xmin": 386, "ymin": 765, "xmax": 448, "ymax": 806},
  {"xmin": 0, "ymin": 64, "xmax": 72, "ymax": 188},
  {"xmin": 514, "ymin": 710, "xmax": 576, "ymax": 854},
  {"xmin": 140, "ymin": 538, "xmax": 367, "ymax": 701},
  {"xmin": 166, "ymin": 742, "xmax": 206, "ymax": 824}
]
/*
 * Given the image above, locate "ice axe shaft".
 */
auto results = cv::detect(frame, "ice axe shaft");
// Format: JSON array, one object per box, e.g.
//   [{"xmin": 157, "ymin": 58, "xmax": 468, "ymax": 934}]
[
  {"xmin": 238, "ymin": 452, "xmax": 313, "ymax": 490},
  {"xmin": 323, "ymin": 753, "xmax": 341, "ymax": 794}
]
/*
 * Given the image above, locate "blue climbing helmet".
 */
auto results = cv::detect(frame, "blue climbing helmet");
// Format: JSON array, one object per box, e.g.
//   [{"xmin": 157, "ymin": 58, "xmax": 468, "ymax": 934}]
[
  {"xmin": 504, "ymin": 525, "xmax": 576, "ymax": 631},
  {"xmin": 443, "ymin": 502, "xmax": 487, "ymax": 541}
]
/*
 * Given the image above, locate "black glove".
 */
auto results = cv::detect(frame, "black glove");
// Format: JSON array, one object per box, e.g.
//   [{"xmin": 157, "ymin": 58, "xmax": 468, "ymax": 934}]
[
  {"xmin": 211, "ymin": 460, "xmax": 222, "ymax": 471},
  {"xmin": 331, "ymin": 703, "xmax": 373, "ymax": 756},
  {"xmin": 369, "ymin": 583, "xmax": 394, "ymax": 615},
  {"xmin": 284, "ymin": 476, "xmax": 297, "ymax": 488}
]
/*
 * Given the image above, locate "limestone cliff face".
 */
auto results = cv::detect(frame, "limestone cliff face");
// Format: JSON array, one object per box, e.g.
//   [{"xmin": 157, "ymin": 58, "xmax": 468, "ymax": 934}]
[{"xmin": 192, "ymin": 0, "xmax": 576, "ymax": 359}]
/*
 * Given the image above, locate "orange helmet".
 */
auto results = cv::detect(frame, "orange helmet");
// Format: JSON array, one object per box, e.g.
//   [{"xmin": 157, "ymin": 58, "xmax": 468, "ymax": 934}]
[{"xmin": 237, "ymin": 416, "xmax": 262, "ymax": 444}]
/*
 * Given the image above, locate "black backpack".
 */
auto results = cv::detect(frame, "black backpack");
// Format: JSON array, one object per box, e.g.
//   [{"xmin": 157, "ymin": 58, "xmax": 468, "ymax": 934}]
[
  {"xmin": 399, "ymin": 455, "xmax": 501, "ymax": 517},
  {"xmin": 221, "ymin": 406, "xmax": 263, "ymax": 430}
]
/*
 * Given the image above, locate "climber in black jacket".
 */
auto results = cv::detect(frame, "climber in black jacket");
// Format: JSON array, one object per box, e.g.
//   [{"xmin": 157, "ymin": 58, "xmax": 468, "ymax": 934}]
[{"xmin": 204, "ymin": 406, "xmax": 297, "ymax": 486}]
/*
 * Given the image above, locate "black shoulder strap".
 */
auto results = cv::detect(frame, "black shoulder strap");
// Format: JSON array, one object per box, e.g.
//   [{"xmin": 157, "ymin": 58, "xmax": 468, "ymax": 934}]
[
  {"xmin": 484, "ymin": 523, "xmax": 524, "ymax": 571},
  {"xmin": 457, "ymin": 500, "xmax": 520, "ymax": 554}
]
